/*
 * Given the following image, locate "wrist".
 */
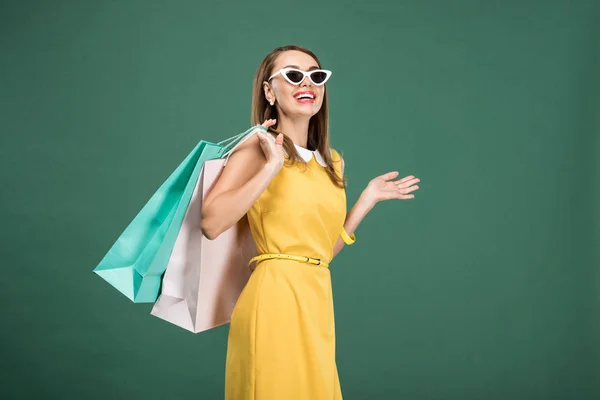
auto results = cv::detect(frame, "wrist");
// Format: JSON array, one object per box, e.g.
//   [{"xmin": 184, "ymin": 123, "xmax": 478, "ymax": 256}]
[
  {"xmin": 358, "ymin": 190, "xmax": 376, "ymax": 212},
  {"xmin": 263, "ymin": 161, "xmax": 282, "ymax": 178}
]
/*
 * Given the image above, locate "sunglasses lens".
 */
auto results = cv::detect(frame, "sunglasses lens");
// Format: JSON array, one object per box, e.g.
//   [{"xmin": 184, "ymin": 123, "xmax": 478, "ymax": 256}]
[
  {"xmin": 310, "ymin": 71, "xmax": 328, "ymax": 84},
  {"xmin": 285, "ymin": 70, "xmax": 305, "ymax": 83}
]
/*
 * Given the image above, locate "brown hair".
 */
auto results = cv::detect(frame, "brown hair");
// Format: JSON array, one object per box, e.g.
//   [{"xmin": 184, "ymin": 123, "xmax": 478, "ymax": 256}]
[{"xmin": 251, "ymin": 45, "xmax": 346, "ymax": 189}]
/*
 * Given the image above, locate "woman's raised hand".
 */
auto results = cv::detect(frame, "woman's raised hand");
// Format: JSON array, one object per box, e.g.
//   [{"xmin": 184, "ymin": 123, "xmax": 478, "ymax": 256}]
[
  {"xmin": 363, "ymin": 171, "xmax": 420, "ymax": 206},
  {"xmin": 256, "ymin": 119, "xmax": 284, "ymax": 174}
]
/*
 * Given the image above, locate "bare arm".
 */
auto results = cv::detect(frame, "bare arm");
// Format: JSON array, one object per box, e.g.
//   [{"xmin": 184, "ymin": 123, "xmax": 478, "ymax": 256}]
[
  {"xmin": 331, "ymin": 158, "xmax": 420, "ymax": 259},
  {"xmin": 201, "ymin": 123, "xmax": 283, "ymax": 240},
  {"xmin": 332, "ymin": 157, "xmax": 374, "ymax": 258}
]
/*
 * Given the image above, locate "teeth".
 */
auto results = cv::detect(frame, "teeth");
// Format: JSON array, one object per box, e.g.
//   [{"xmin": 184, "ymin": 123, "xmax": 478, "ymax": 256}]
[{"xmin": 295, "ymin": 93, "xmax": 314, "ymax": 99}]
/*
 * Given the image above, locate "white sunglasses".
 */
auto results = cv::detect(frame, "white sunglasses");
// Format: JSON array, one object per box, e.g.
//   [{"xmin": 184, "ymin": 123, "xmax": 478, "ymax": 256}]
[{"xmin": 268, "ymin": 67, "xmax": 332, "ymax": 86}]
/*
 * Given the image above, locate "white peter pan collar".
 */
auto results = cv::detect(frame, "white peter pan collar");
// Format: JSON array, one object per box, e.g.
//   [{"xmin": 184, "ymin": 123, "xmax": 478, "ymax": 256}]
[
  {"xmin": 266, "ymin": 134, "xmax": 329, "ymax": 167},
  {"xmin": 293, "ymin": 143, "xmax": 328, "ymax": 167}
]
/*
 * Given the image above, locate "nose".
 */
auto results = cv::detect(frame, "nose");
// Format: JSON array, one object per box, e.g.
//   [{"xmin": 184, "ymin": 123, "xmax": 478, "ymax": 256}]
[{"xmin": 300, "ymin": 73, "xmax": 313, "ymax": 88}]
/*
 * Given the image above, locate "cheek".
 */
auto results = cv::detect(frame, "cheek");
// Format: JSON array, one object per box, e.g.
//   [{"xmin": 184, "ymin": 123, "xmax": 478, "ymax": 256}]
[
  {"xmin": 274, "ymin": 85, "xmax": 293, "ymax": 101},
  {"xmin": 317, "ymin": 89, "xmax": 326, "ymax": 106}
]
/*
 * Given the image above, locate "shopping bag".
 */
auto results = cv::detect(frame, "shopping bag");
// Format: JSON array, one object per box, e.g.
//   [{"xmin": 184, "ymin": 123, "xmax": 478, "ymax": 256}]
[
  {"xmin": 93, "ymin": 125, "xmax": 266, "ymax": 303},
  {"xmin": 150, "ymin": 156, "xmax": 258, "ymax": 333}
]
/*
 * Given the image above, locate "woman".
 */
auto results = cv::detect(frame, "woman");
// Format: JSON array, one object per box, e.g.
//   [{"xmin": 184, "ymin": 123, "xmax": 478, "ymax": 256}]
[{"xmin": 201, "ymin": 45, "xmax": 420, "ymax": 399}]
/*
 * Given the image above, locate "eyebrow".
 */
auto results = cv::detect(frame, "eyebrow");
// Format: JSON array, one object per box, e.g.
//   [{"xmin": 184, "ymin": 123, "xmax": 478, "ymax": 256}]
[{"xmin": 283, "ymin": 64, "xmax": 320, "ymax": 70}]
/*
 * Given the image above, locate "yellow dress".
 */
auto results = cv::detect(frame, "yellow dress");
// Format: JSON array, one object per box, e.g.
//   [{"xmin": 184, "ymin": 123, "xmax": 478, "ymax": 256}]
[{"xmin": 225, "ymin": 142, "xmax": 347, "ymax": 400}]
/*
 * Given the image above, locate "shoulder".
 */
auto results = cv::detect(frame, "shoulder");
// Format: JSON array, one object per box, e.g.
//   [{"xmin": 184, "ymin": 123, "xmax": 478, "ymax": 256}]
[
  {"xmin": 229, "ymin": 133, "xmax": 265, "ymax": 159},
  {"xmin": 222, "ymin": 133, "xmax": 267, "ymax": 172},
  {"xmin": 329, "ymin": 147, "xmax": 342, "ymax": 160},
  {"xmin": 203, "ymin": 132, "xmax": 266, "ymax": 208},
  {"xmin": 329, "ymin": 147, "xmax": 345, "ymax": 173}
]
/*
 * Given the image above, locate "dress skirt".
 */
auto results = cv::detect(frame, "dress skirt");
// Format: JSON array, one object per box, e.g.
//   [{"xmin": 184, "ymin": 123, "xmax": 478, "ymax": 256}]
[{"xmin": 224, "ymin": 259, "xmax": 343, "ymax": 400}]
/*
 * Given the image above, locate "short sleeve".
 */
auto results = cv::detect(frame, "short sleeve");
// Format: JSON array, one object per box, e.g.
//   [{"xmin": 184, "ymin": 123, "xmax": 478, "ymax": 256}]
[{"xmin": 330, "ymin": 148, "xmax": 344, "ymax": 172}]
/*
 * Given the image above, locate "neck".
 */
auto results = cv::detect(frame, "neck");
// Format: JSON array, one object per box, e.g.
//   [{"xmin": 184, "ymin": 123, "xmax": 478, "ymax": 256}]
[{"xmin": 276, "ymin": 115, "xmax": 311, "ymax": 149}]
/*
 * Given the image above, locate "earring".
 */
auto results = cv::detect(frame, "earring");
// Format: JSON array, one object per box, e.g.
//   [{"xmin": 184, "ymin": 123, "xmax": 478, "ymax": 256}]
[{"xmin": 269, "ymin": 99, "xmax": 275, "ymax": 106}]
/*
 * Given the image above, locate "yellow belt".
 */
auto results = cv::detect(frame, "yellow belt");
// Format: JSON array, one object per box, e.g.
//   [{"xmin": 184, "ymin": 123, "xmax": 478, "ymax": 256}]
[{"xmin": 248, "ymin": 253, "xmax": 329, "ymax": 269}]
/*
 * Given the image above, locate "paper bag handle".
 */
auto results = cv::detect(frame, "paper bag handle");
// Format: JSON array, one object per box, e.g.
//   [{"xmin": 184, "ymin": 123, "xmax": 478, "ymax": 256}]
[{"xmin": 221, "ymin": 125, "xmax": 268, "ymax": 166}]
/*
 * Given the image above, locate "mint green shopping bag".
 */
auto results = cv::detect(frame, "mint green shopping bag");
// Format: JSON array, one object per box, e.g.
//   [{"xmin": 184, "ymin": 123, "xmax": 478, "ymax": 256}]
[{"xmin": 93, "ymin": 125, "xmax": 267, "ymax": 303}]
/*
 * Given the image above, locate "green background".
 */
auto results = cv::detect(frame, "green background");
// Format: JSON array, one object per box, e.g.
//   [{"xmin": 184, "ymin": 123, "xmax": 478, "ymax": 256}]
[{"xmin": 1, "ymin": 0, "xmax": 598, "ymax": 399}]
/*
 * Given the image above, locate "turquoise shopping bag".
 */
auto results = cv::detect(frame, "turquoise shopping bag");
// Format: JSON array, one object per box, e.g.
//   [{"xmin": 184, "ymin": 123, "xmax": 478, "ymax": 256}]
[{"xmin": 93, "ymin": 125, "xmax": 267, "ymax": 303}]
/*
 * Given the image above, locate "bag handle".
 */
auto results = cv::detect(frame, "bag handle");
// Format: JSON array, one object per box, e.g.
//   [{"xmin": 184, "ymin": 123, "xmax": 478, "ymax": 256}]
[
  {"xmin": 217, "ymin": 130, "xmax": 252, "ymax": 147},
  {"xmin": 217, "ymin": 125, "xmax": 262, "ymax": 151},
  {"xmin": 221, "ymin": 125, "xmax": 268, "ymax": 166}
]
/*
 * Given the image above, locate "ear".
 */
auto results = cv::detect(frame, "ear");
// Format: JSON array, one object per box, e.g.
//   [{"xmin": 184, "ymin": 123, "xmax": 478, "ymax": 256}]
[{"xmin": 263, "ymin": 81, "xmax": 274, "ymax": 102}]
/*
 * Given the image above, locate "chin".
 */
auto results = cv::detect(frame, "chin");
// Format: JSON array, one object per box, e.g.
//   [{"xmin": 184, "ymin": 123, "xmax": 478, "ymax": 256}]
[
  {"xmin": 295, "ymin": 107, "xmax": 321, "ymax": 118},
  {"xmin": 299, "ymin": 111, "xmax": 319, "ymax": 119}
]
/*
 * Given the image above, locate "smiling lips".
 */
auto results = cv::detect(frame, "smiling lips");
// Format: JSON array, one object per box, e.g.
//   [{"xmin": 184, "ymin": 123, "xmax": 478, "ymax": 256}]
[{"xmin": 294, "ymin": 91, "xmax": 316, "ymax": 103}]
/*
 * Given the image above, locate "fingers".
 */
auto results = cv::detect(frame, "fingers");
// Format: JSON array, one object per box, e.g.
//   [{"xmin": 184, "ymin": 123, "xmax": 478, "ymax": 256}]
[
  {"xmin": 275, "ymin": 133, "xmax": 284, "ymax": 145},
  {"xmin": 379, "ymin": 171, "xmax": 399, "ymax": 181},
  {"xmin": 398, "ymin": 175, "xmax": 416, "ymax": 184},
  {"xmin": 396, "ymin": 185, "xmax": 418, "ymax": 200},
  {"xmin": 394, "ymin": 175, "xmax": 420, "ymax": 199},
  {"xmin": 255, "ymin": 131, "xmax": 285, "ymax": 165},
  {"xmin": 255, "ymin": 132, "xmax": 271, "ymax": 147},
  {"xmin": 261, "ymin": 118, "xmax": 277, "ymax": 128},
  {"xmin": 395, "ymin": 177, "xmax": 420, "ymax": 188},
  {"xmin": 374, "ymin": 172, "xmax": 420, "ymax": 201},
  {"xmin": 399, "ymin": 184, "xmax": 419, "ymax": 194},
  {"xmin": 383, "ymin": 190, "xmax": 414, "ymax": 200},
  {"xmin": 255, "ymin": 132, "xmax": 274, "ymax": 157},
  {"xmin": 384, "ymin": 173, "xmax": 419, "ymax": 189},
  {"xmin": 256, "ymin": 131, "xmax": 283, "ymax": 146}
]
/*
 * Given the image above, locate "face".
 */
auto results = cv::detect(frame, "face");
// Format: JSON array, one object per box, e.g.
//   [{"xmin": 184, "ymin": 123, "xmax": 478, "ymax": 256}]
[{"xmin": 263, "ymin": 50, "xmax": 326, "ymax": 119}]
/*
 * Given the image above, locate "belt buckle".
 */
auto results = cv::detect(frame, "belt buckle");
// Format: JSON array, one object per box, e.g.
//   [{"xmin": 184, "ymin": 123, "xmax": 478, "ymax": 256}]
[{"xmin": 306, "ymin": 257, "xmax": 321, "ymax": 266}]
